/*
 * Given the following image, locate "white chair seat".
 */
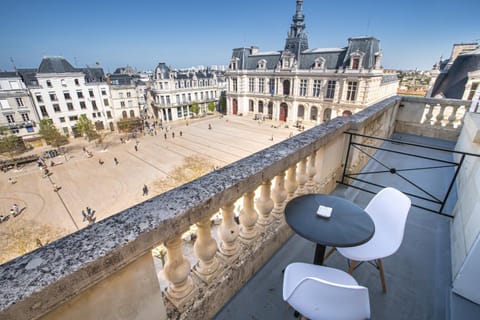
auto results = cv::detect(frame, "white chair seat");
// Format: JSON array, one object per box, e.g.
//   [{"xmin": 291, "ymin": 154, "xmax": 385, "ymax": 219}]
[{"xmin": 283, "ymin": 262, "xmax": 370, "ymax": 320}]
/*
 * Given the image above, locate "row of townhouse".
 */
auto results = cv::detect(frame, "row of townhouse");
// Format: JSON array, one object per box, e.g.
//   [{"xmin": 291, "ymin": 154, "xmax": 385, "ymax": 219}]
[
  {"xmin": 0, "ymin": 57, "xmax": 226, "ymax": 147},
  {"xmin": 148, "ymin": 63, "xmax": 226, "ymax": 122}
]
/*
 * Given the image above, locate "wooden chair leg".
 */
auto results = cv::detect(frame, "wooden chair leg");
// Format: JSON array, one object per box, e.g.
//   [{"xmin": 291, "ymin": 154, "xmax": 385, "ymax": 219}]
[
  {"xmin": 323, "ymin": 247, "xmax": 336, "ymax": 261},
  {"xmin": 348, "ymin": 260, "xmax": 357, "ymax": 274},
  {"xmin": 377, "ymin": 259, "xmax": 387, "ymax": 293}
]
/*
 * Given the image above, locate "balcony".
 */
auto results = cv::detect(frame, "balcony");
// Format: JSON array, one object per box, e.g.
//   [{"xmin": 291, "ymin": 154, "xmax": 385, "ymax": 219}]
[{"xmin": 1, "ymin": 95, "xmax": 479, "ymax": 320}]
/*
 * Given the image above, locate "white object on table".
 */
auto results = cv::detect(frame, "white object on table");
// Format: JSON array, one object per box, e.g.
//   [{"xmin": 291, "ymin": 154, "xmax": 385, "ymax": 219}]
[{"xmin": 316, "ymin": 205, "xmax": 332, "ymax": 218}]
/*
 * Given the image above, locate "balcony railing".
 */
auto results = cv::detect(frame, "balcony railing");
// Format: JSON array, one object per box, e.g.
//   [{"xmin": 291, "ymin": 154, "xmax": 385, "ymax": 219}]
[{"xmin": 0, "ymin": 95, "xmax": 470, "ymax": 320}]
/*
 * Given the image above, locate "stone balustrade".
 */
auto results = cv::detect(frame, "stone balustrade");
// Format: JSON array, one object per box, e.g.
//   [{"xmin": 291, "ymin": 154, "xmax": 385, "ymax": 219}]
[
  {"xmin": 396, "ymin": 96, "xmax": 470, "ymax": 141},
  {"xmin": 0, "ymin": 96, "xmax": 404, "ymax": 320}
]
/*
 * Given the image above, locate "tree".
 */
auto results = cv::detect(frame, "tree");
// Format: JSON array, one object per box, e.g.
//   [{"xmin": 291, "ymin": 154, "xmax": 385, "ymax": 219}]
[
  {"xmin": 207, "ymin": 101, "xmax": 216, "ymax": 113},
  {"xmin": 117, "ymin": 117, "xmax": 142, "ymax": 134},
  {"xmin": 190, "ymin": 102, "xmax": 200, "ymax": 116},
  {"xmin": 76, "ymin": 114, "xmax": 98, "ymax": 141},
  {"xmin": 39, "ymin": 119, "xmax": 68, "ymax": 147},
  {"xmin": 219, "ymin": 94, "xmax": 227, "ymax": 113},
  {"xmin": 0, "ymin": 135, "xmax": 25, "ymax": 158}
]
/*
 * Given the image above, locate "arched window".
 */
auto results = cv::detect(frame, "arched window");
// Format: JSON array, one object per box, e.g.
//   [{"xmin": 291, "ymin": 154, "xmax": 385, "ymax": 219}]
[
  {"xmin": 310, "ymin": 106, "xmax": 318, "ymax": 121},
  {"xmin": 350, "ymin": 50, "xmax": 365, "ymax": 70},
  {"xmin": 130, "ymin": 110, "xmax": 135, "ymax": 118},
  {"xmin": 297, "ymin": 105, "xmax": 305, "ymax": 119},
  {"xmin": 258, "ymin": 101, "xmax": 264, "ymax": 113},
  {"xmin": 249, "ymin": 100, "xmax": 254, "ymax": 112},
  {"xmin": 122, "ymin": 111, "xmax": 127, "ymax": 119},
  {"xmin": 323, "ymin": 108, "xmax": 332, "ymax": 121}
]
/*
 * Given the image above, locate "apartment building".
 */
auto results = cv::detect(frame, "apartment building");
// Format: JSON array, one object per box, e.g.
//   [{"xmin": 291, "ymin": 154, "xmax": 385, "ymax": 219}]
[
  {"xmin": 150, "ymin": 63, "xmax": 224, "ymax": 122},
  {"xmin": 19, "ymin": 57, "xmax": 112, "ymax": 137},
  {"xmin": 0, "ymin": 72, "xmax": 41, "ymax": 144}
]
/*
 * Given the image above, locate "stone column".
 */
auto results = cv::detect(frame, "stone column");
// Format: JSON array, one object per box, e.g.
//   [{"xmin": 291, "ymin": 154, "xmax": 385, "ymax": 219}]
[
  {"xmin": 218, "ymin": 203, "xmax": 240, "ymax": 261},
  {"xmin": 285, "ymin": 164, "xmax": 298, "ymax": 201},
  {"xmin": 193, "ymin": 217, "xmax": 220, "ymax": 283},
  {"xmin": 314, "ymin": 148, "xmax": 326, "ymax": 192},
  {"xmin": 435, "ymin": 105, "xmax": 446, "ymax": 126},
  {"xmin": 306, "ymin": 152, "xmax": 317, "ymax": 193},
  {"xmin": 295, "ymin": 159, "xmax": 308, "ymax": 196},
  {"xmin": 163, "ymin": 237, "xmax": 196, "ymax": 309},
  {"xmin": 271, "ymin": 171, "xmax": 288, "ymax": 220},
  {"xmin": 256, "ymin": 179, "xmax": 274, "ymax": 227},
  {"xmin": 239, "ymin": 191, "xmax": 258, "ymax": 241}
]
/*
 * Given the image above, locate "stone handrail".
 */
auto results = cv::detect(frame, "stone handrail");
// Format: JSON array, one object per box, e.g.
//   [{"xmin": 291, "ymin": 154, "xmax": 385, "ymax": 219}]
[
  {"xmin": 0, "ymin": 96, "xmax": 401, "ymax": 320},
  {"xmin": 396, "ymin": 95, "xmax": 470, "ymax": 140}
]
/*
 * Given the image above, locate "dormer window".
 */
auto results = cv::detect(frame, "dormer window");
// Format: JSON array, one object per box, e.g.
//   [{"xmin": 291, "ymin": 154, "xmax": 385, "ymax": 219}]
[
  {"xmin": 257, "ymin": 59, "xmax": 267, "ymax": 70},
  {"xmin": 313, "ymin": 57, "xmax": 326, "ymax": 70},
  {"xmin": 350, "ymin": 50, "xmax": 365, "ymax": 70},
  {"xmin": 230, "ymin": 58, "xmax": 240, "ymax": 70},
  {"xmin": 374, "ymin": 52, "xmax": 382, "ymax": 69}
]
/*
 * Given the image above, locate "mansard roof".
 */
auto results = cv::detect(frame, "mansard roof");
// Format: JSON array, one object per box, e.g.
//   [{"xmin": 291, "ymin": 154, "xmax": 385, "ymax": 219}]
[
  {"xmin": 80, "ymin": 67, "xmax": 106, "ymax": 83},
  {"xmin": 430, "ymin": 49, "xmax": 480, "ymax": 99},
  {"xmin": 38, "ymin": 57, "xmax": 77, "ymax": 73},
  {"xmin": 230, "ymin": 36, "xmax": 380, "ymax": 71},
  {"xmin": 0, "ymin": 72, "xmax": 20, "ymax": 78}
]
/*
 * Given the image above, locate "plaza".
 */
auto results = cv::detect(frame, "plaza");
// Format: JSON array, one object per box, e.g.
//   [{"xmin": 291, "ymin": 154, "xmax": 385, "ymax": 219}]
[{"xmin": 0, "ymin": 114, "xmax": 299, "ymax": 263}]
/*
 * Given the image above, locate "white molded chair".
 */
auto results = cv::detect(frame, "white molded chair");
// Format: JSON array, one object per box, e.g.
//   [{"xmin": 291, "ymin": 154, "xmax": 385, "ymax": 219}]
[
  {"xmin": 337, "ymin": 187, "xmax": 411, "ymax": 292},
  {"xmin": 283, "ymin": 262, "xmax": 370, "ymax": 320}
]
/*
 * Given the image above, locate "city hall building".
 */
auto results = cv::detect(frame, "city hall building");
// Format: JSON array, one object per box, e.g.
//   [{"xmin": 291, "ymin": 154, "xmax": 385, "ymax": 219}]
[{"xmin": 225, "ymin": 0, "xmax": 398, "ymax": 124}]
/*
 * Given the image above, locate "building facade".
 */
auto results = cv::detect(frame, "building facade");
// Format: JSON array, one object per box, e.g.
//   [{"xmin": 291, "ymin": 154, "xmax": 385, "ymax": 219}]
[
  {"xmin": 150, "ymin": 63, "xmax": 224, "ymax": 122},
  {"xmin": 0, "ymin": 72, "xmax": 41, "ymax": 144},
  {"xmin": 19, "ymin": 57, "xmax": 113, "ymax": 137},
  {"xmin": 225, "ymin": 0, "xmax": 398, "ymax": 124}
]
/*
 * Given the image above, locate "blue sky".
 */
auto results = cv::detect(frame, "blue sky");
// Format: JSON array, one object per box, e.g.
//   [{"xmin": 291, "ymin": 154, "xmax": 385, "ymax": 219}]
[{"xmin": 1, "ymin": 0, "xmax": 478, "ymax": 72}]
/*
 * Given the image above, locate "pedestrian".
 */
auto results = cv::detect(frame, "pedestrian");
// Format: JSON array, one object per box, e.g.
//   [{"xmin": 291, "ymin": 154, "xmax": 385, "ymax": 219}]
[
  {"xmin": 8, "ymin": 177, "xmax": 17, "ymax": 184},
  {"xmin": 172, "ymin": 132, "xmax": 175, "ymax": 139},
  {"xmin": 99, "ymin": 158, "xmax": 104, "ymax": 165},
  {"xmin": 114, "ymin": 157, "xmax": 119, "ymax": 165},
  {"xmin": 143, "ymin": 184, "xmax": 149, "ymax": 196},
  {"xmin": 52, "ymin": 183, "xmax": 59, "ymax": 192},
  {"xmin": 135, "ymin": 145, "xmax": 138, "ymax": 152},
  {"xmin": 164, "ymin": 133, "xmax": 167, "ymax": 140},
  {"xmin": 180, "ymin": 130, "xmax": 183, "ymax": 137},
  {"xmin": 208, "ymin": 123, "xmax": 212, "ymax": 130},
  {"xmin": 12, "ymin": 204, "xmax": 19, "ymax": 216},
  {"xmin": 82, "ymin": 210, "xmax": 88, "ymax": 222}
]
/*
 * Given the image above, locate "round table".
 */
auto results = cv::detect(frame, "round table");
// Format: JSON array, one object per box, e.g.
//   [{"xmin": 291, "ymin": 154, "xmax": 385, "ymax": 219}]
[{"xmin": 285, "ymin": 194, "xmax": 375, "ymax": 265}]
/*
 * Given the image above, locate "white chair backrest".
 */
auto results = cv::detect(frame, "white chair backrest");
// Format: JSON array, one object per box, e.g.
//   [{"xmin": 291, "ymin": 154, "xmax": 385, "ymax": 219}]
[
  {"xmin": 365, "ymin": 187, "xmax": 411, "ymax": 252},
  {"xmin": 287, "ymin": 277, "xmax": 370, "ymax": 320}
]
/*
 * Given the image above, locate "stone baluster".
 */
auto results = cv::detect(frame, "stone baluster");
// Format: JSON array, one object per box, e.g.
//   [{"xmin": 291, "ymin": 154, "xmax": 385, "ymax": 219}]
[
  {"xmin": 285, "ymin": 164, "xmax": 298, "ymax": 201},
  {"xmin": 424, "ymin": 104, "xmax": 434, "ymax": 125},
  {"xmin": 435, "ymin": 104, "xmax": 446, "ymax": 126},
  {"xmin": 218, "ymin": 203, "xmax": 240, "ymax": 261},
  {"xmin": 295, "ymin": 159, "xmax": 308, "ymax": 196},
  {"xmin": 447, "ymin": 105, "xmax": 459, "ymax": 128},
  {"xmin": 239, "ymin": 191, "xmax": 258, "ymax": 241},
  {"xmin": 271, "ymin": 171, "xmax": 288, "ymax": 220},
  {"xmin": 256, "ymin": 179, "xmax": 274, "ymax": 227},
  {"xmin": 306, "ymin": 153, "xmax": 317, "ymax": 193},
  {"xmin": 314, "ymin": 148, "xmax": 326, "ymax": 192},
  {"xmin": 193, "ymin": 217, "xmax": 220, "ymax": 283},
  {"xmin": 163, "ymin": 237, "xmax": 196, "ymax": 309}
]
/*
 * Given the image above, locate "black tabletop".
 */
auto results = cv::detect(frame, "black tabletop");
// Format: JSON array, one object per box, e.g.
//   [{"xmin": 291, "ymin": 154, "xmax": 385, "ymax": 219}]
[{"xmin": 285, "ymin": 194, "xmax": 375, "ymax": 248}]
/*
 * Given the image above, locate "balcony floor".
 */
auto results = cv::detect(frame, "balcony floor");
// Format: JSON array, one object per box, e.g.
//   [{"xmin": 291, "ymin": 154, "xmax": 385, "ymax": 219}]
[{"xmin": 214, "ymin": 133, "xmax": 480, "ymax": 320}]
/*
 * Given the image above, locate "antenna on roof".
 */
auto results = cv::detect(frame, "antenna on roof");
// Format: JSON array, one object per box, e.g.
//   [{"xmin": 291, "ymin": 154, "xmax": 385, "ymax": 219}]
[{"xmin": 10, "ymin": 57, "xmax": 17, "ymax": 72}]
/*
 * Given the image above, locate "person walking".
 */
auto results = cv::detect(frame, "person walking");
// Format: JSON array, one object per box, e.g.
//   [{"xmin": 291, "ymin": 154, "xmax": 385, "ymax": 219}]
[
  {"xmin": 143, "ymin": 184, "xmax": 149, "ymax": 196},
  {"xmin": 180, "ymin": 130, "xmax": 183, "ymax": 137},
  {"xmin": 135, "ymin": 145, "xmax": 138, "ymax": 152},
  {"xmin": 114, "ymin": 157, "xmax": 119, "ymax": 165},
  {"xmin": 172, "ymin": 132, "xmax": 175, "ymax": 139},
  {"xmin": 164, "ymin": 133, "xmax": 167, "ymax": 140}
]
